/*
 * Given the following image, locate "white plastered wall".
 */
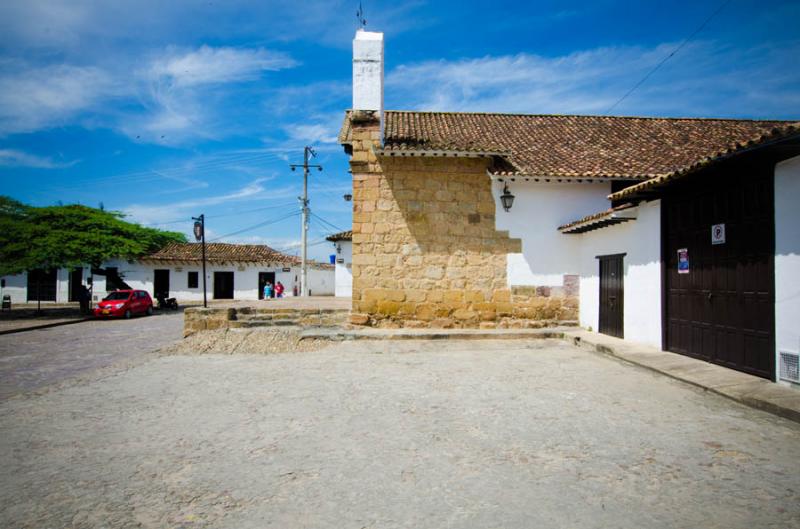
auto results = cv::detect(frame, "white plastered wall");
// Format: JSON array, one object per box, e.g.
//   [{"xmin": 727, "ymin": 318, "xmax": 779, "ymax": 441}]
[
  {"xmin": 101, "ymin": 260, "xmax": 308, "ymax": 301},
  {"xmin": 0, "ymin": 267, "xmax": 88, "ymax": 303},
  {"xmin": 333, "ymin": 240, "xmax": 353, "ymax": 297},
  {"xmin": 307, "ymin": 267, "xmax": 335, "ymax": 296},
  {"xmin": 493, "ymin": 181, "xmax": 612, "ymax": 286},
  {"xmin": 775, "ymin": 154, "xmax": 800, "ymax": 382},
  {"xmin": 0, "ymin": 272, "xmax": 30, "ymax": 303},
  {"xmin": 576, "ymin": 200, "xmax": 662, "ymax": 348}
]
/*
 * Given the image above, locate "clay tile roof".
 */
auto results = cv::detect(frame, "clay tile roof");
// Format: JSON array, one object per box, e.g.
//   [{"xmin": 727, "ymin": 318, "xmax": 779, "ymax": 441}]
[
  {"xmin": 326, "ymin": 230, "xmax": 353, "ymax": 242},
  {"xmin": 609, "ymin": 122, "xmax": 800, "ymax": 200},
  {"xmin": 143, "ymin": 243, "xmax": 300, "ymax": 264},
  {"xmin": 339, "ymin": 110, "xmax": 799, "ymax": 179}
]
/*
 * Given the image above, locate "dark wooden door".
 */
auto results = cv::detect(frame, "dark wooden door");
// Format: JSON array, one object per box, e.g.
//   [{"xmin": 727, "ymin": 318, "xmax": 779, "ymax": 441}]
[
  {"xmin": 153, "ymin": 269, "xmax": 170, "ymax": 298},
  {"xmin": 599, "ymin": 254, "xmax": 624, "ymax": 338},
  {"xmin": 27, "ymin": 269, "xmax": 57, "ymax": 302},
  {"xmin": 664, "ymin": 161, "xmax": 774, "ymax": 379},
  {"xmin": 68, "ymin": 268, "xmax": 83, "ymax": 302},
  {"xmin": 213, "ymin": 271, "xmax": 234, "ymax": 299}
]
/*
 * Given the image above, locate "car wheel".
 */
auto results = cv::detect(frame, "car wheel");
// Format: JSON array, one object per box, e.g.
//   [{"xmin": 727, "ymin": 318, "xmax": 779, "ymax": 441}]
[
  {"xmin": 146, "ymin": 306, "xmax": 153, "ymax": 316},
  {"xmin": 124, "ymin": 310, "xmax": 132, "ymax": 319}
]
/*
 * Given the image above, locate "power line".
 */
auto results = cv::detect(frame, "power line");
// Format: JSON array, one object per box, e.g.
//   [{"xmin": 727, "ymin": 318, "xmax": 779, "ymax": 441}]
[
  {"xmin": 141, "ymin": 202, "xmax": 298, "ymax": 227},
  {"xmin": 208, "ymin": 210, "xmax": 300, "ymax": 242},
  {"xmin": 310, "ymin": 212, "xmax": 345, "ymax": 233},
  {"xmin": 272, "ymin": 236, "xmax": 329, "ymax": 254},
  {"xmin": 605, "ymin": 0, "xmax": 732, "ymax": 114}
]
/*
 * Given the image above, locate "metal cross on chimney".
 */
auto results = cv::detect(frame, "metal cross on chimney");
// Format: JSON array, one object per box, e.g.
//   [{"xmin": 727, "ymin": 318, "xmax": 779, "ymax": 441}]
[{"xmin": 356, "ymin": 2, "xmax": 367, "ymax": 29}]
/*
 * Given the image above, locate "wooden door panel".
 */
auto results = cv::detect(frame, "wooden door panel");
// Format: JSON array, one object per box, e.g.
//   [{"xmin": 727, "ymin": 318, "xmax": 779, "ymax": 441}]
[{"xmin": 664, "ymin": 161, "xmax": 774, "ymax": 379}]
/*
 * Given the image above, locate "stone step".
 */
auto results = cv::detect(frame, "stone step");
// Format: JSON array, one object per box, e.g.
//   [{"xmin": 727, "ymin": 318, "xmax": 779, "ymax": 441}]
[{"xmin": 229, "ymin": 320, "xmax": 300, "ymax": 328}]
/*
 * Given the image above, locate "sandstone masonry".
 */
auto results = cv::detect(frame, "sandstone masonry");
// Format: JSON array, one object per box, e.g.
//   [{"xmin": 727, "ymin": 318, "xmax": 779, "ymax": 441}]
[{"xmin": 348, "ymin": 111, "xmax": 578, "ymax": 328}]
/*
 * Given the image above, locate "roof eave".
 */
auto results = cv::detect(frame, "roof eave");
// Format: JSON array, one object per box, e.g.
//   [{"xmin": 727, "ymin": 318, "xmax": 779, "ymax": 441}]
[{"xmin": 559, "ymin": 205, "xmax": 639, "ymax": 234}]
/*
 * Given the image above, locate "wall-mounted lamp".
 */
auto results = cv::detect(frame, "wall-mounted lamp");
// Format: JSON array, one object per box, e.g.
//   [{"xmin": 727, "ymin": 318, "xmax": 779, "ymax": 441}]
[
  {"xmin": 500, "ymin": 183, "xmax": 515, "ymax": 212},
  {"xmin": 343, "ymin": 193, "xmax": 353, "ymax": 202}
]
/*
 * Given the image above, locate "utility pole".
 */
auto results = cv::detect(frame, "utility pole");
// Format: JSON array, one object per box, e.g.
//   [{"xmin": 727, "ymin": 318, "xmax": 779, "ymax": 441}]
[
  {"xmin": 192, "ymin": 214, "xmax": 207, "ymax": 307},
  {"xmin": 290, "ymin": 146, "xmax": 322, "ymax": 297}
]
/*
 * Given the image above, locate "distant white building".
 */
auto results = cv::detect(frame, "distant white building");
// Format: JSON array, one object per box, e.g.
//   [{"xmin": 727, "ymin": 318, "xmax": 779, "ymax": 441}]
[
  {"xmin": 326, "ymin": 231, "xmax": 352, "ymax": 297},
  {"xmin": 0, "ymin": 243, "xmax": 335, "ymax": 303}
]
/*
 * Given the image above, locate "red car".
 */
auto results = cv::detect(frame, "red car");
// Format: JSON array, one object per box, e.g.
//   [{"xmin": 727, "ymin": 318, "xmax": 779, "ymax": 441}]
[{"xmin": 94, "ymin": 289, "xmax": 153, "ymax": 318}]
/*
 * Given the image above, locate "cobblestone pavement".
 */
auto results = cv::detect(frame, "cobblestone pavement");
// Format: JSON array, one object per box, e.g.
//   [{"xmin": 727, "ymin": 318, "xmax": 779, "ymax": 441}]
[
  {"xmin": 1, "ymin": 339, "xmax": 799, "ymax": 528},
  {"xmin": 0, "ymin": 312, "xmax": 183, "ymax": 400}
]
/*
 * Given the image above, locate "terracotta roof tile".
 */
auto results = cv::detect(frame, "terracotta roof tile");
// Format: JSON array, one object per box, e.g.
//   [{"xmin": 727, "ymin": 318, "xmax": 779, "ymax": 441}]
[
  {"xmin": 608, "ymin": 123, "xmax": 800, "ymax": 199},
  {"xmin": 326, "ymin": 230, "xmax": 353, "ymax": 242},
  {"xmin": 339, "ymin": 110, "xmax": 799, "ymax": 179},
  {"xmin": 558, "ymin": 203, "xmax": 638, "ymax": 233},
  {"xmin": 143, "ymin": 243, "xmax": 301, "ymax": 264}
]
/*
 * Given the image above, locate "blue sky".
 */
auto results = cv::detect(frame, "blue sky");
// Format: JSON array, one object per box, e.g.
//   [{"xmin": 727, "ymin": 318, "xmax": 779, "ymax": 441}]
[{"xmin": 1, "ymin": 0, "xmax": 798, "ymax": 260}]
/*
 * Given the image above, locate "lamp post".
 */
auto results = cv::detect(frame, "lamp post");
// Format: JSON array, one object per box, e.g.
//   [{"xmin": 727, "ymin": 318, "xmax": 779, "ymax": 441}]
[
  {"xmin": 192, "ymin": 214, "xmax": 207, "ymax": 308},
  {"xmin": 500, "ymin": 183, "xmax": 515, "ymax": 212}
]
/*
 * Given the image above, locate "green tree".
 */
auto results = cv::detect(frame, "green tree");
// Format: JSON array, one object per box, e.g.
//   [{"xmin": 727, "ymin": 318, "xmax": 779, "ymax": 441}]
[{"xmin": 0, "ymin": 196, "xmax": 187, "ymax": 276}]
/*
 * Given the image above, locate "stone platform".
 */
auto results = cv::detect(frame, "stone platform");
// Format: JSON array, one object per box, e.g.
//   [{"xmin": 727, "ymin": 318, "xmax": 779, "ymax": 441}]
[{"xmin": 183, "ymin": 297, "xmax": 351, "ymax": 336}]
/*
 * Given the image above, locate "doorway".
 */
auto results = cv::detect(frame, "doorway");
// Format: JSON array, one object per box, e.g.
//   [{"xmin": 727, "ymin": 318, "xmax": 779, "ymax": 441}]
[
  {"xmin": 27, "ymin": 269, "xmax": 58, "ymax": 302},
  {"xmin": 154, "ymin": 269, "xmax": 170, "ymax": 298},
  {"xmin": 663, "ymin": 161, "xmax": 774, "ymax": 379},
  {"xmin": 598, "ymin": 254, "xmax": 624, "ymax": 338},
  {"xmin": 213, "ymin": 271, "xmax": 235, "ymax": 299},
  {"xmin": 68, "ymin": 268, "xmax": 83, "ymax": 302},
  {"xmin": 258, "ymin": 272, "xmax": 276, "ymax": 299}
]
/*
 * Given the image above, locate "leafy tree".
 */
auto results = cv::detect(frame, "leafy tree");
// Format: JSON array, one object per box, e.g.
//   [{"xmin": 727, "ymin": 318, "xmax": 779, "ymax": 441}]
[{"xmin": 0, "ymin": 196, "xmax": 186, "ymax": 276}]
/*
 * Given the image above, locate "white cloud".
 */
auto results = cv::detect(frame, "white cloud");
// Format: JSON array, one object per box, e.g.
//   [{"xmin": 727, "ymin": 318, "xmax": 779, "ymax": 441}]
[
  {"xmin": 284, "ymin": 123, "xmax": 338, "ymax": 145},
  {"xmin": 388, "ymin": 41, "xmax": 800, "ymax": 118},
  {"xmin": 121, "ymin": 177, "xmax": 297, "ymax": 226},
  {"xmin": 0, "ymin": 63, "xmax": 122, "ymax": 135},
  {"xmin": 0, "ymin": 149, "xmax": 78, "ymax": 169},
  {"xmin": 148, "ymin": 45, "xmax": 297, "ymax": 88},
  {"xmin": 0, "ymin": 43, "xmax": 297, "ymax": 140}
]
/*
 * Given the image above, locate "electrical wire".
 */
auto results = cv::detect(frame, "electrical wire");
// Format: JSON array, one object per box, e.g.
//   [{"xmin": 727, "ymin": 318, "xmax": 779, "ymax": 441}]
[
  {"xmin": 310, "ymin": 212, "xmax": 345, "ymax": 233},
  {"xmin": 208, "ymin": 210, "xmax": 300, "ymax": 242},
  {"xmin": 141, "ymin": 202, "xmax": 299, "ymax": 227},
  {"xmin": 605, "ymin": 0, "xmax": 732, "ymax": 114}
]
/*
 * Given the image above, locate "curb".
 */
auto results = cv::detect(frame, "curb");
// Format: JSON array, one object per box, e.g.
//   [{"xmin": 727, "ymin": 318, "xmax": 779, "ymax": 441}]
[
  {"xmin": 566, "ymin": 332, "xmax": 800, "ymax": 425},
  {"xmin": 299, "ymin": 328, "xmax": 567, "ymax": 341},
  {"xmin": 0, "ymin": 317, "xmax": 93, "ymax": 336}
]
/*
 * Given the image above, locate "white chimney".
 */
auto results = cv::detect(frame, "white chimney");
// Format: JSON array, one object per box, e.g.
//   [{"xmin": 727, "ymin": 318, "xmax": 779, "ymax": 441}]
[{"xmin": 353, "ymin": 29, "xmax": 384, "ymax": 142}]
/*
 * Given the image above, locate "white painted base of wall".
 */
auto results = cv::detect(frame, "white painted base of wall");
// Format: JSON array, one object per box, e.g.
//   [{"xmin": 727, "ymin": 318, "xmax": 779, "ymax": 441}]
[{"xmin": 775, "ymin": 155, "xmax": 800, "ymax": 382}]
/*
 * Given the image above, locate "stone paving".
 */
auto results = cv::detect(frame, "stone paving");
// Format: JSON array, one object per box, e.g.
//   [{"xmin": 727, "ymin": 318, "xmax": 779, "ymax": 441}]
[
  {"xmin": 0, "ymin": 304, "xmax": 87, "ymax": 333},
  {"xmin": 1, "ymin": 338, "xmax": 798, "ymax": 528},
  {"xmin": 0, "ymin": 311, "xmax": 183, "ymax": 400}
]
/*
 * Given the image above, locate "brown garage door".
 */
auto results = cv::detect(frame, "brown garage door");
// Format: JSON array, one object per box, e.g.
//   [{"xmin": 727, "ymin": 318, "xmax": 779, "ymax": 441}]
[{"xmin": 664, "ymin": 161, "xmax": 774, "ymax": 379}]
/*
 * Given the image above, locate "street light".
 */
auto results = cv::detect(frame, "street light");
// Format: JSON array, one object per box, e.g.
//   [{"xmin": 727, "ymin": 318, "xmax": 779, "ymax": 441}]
[
  {"xmin": 500, "ymin": 183, "xmax": 515, "ymax": 212},
  {"xmin": 192, "ymin": 214, "xmax": 207, "ymax": 308}
]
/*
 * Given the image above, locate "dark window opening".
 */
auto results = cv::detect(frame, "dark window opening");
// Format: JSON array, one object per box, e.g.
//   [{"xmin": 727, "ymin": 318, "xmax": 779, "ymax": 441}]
[{"xmin": 188, "ymin": 271, "xmax": 199, "ymax": 289}]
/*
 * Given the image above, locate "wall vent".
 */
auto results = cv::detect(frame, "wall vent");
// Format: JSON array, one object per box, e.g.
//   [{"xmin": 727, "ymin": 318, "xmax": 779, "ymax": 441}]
[{"xmin": 779, "ymin": 351, "xmax": 800, "ymax": 383}]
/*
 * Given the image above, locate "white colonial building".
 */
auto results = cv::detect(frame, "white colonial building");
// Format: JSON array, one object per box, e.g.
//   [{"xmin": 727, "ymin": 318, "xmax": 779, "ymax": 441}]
[
  {"xmin": 1, "ymin": 243, "xmax": 335, "ymax": 304},
  {"xmin": 326, "ymin": 231, "xmax": 353, "ymax": 297}
]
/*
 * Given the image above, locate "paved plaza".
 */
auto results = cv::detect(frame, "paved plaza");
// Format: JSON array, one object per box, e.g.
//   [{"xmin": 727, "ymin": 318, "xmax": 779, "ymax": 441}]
[
  {"xmin": 0, "ymin": 311, "xmax": 183, "ymax": 400},
  {"xmin": 1, "ymin": 338, "xmax": 798, "ymax": 528}
]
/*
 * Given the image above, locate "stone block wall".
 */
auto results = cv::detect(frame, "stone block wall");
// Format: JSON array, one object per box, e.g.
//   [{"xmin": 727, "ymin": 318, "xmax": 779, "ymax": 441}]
[{"xmin": 348, "ymin": 112, "xmax": 578, "ymax": 328}]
